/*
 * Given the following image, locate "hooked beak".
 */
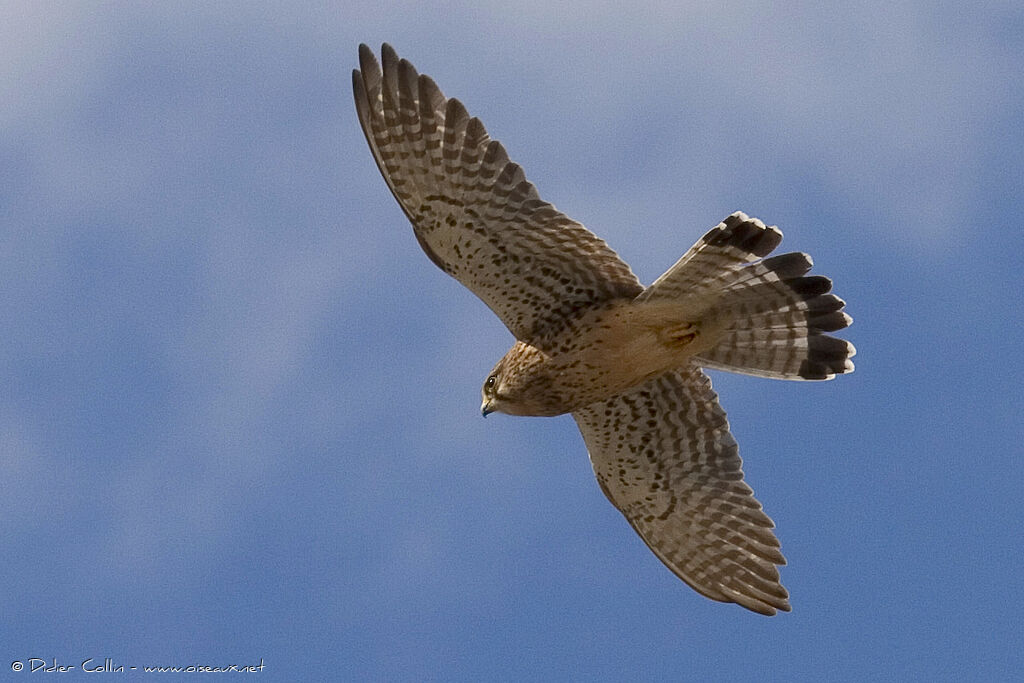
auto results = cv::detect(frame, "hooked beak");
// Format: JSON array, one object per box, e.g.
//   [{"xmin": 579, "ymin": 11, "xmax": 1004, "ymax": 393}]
[{"xmin": 480, "ymin": 399, "xmax": 494, "ymax": 418}]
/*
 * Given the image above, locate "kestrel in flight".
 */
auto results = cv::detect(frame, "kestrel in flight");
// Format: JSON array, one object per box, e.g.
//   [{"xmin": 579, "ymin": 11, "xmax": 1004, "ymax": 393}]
[{"xmin": 353, "ymin": 44, "xmax": 855, "ymax": 615}]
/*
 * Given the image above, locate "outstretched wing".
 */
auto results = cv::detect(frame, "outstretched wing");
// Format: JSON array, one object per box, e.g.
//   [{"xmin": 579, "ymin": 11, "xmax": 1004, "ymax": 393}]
[
  {"xmin": 572, "ymin": 363, "xmax": 791, "ymax": 615},
  {"xmin": 353, "ymin": 44, "xmax": 642, "ymax": 347}
]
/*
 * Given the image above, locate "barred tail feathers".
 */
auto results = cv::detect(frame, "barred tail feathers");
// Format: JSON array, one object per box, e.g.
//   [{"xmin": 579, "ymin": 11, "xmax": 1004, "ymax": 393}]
[{"xmin": 641, "ymin": 212, "xmax": 856, "ymax": 381}]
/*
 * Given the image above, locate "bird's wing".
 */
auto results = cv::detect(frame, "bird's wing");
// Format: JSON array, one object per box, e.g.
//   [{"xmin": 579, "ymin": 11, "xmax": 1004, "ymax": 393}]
[
  {"xmin": 572, "ymin": 363, "xmax": 791, "ymax": 615},
  {"xmin": 353, "ymin": 44, "xmax": 642, "ymax": 347}
]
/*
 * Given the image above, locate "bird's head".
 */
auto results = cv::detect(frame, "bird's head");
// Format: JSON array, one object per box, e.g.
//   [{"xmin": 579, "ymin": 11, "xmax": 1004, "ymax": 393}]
[{"xmin": 480, "ymin": 342, "xmax": 561, "ymax": 417}]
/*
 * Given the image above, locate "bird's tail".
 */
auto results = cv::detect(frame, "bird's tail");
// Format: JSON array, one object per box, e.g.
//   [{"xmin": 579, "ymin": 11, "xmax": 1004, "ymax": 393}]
[{"xmin": 639, "ymin": 212, "xmax": 855, "ymax": 380}]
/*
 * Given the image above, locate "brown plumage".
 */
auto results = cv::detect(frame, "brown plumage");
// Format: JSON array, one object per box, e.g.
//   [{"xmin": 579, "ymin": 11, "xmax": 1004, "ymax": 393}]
[{"xmin": 354, "ymin": 43, "xmax": 855, "ymax": 615}]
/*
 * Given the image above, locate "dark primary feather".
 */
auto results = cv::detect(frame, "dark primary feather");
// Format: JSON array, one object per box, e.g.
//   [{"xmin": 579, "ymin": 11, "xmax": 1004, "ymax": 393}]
[{"xmin": 353, "ymin": 44, "xmax": 642, "ymax": 347}]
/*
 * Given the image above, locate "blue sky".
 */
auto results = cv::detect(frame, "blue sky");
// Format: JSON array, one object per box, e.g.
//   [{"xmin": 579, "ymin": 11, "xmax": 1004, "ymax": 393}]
[{"xmin": 2, "ymin": 2, "xmax": 1022, "ymax": 680}]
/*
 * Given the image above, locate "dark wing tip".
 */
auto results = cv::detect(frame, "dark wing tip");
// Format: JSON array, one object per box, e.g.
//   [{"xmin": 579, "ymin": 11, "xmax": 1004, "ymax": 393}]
[
  {"xmin": 358, "ymin": 43, "xmax": 380, "ymax": 77},
  {"xmin": 398, "ymin": 56, "xmax": 420, "ymax": 88},
  {"xmin": 351, "ymin": 69, "xmax": 367, "ymax": 123},
  {"xmin": 418, "ymin": 72, "xmax": 442, "ymax": 96},
  {"xmin": 445, "ymin": 96, "xmax": 469, "ymax": 125},
  {"xmin": 381, "ymin": 42, "xmax": 399, "ymax": 73},
  {"xmin": 465, "ymin": 116, "xmax": 489, "ymax": 148}
]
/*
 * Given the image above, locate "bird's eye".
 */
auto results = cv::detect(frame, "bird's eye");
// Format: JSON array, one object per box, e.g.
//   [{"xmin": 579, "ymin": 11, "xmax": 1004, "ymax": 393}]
[{"xmin": 485, "ymin": 375, "xmax": 497, "ymax": 392}]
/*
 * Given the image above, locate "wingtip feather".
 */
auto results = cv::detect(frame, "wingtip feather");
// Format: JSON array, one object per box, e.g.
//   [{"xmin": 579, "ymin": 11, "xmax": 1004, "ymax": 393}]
[{"xmin": 358, "ymin": 43, "xmax": 381, "ymax": 81}]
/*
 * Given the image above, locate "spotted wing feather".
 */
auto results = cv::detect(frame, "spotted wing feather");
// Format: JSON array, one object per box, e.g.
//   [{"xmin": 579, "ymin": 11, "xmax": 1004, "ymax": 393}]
[
  {"xmin": 353, "ymin": 44, "xmax": 642, "ymax": 346},
  {"xmin": 573, "ymin": 363, "xmax": 791, "ymax": 615}
]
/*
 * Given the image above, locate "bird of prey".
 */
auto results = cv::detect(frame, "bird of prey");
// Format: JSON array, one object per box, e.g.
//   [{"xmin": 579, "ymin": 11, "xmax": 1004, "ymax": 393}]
[{"xmin": 353, "ymin": 43, "xmax": 855, "ymax": 615}]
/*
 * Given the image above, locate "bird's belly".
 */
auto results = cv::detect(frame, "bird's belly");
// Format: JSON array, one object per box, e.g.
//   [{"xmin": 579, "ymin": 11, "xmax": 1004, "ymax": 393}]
[{"xmin": 549, "ymin": 311, "xmax": 703, "ymax": 409}]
